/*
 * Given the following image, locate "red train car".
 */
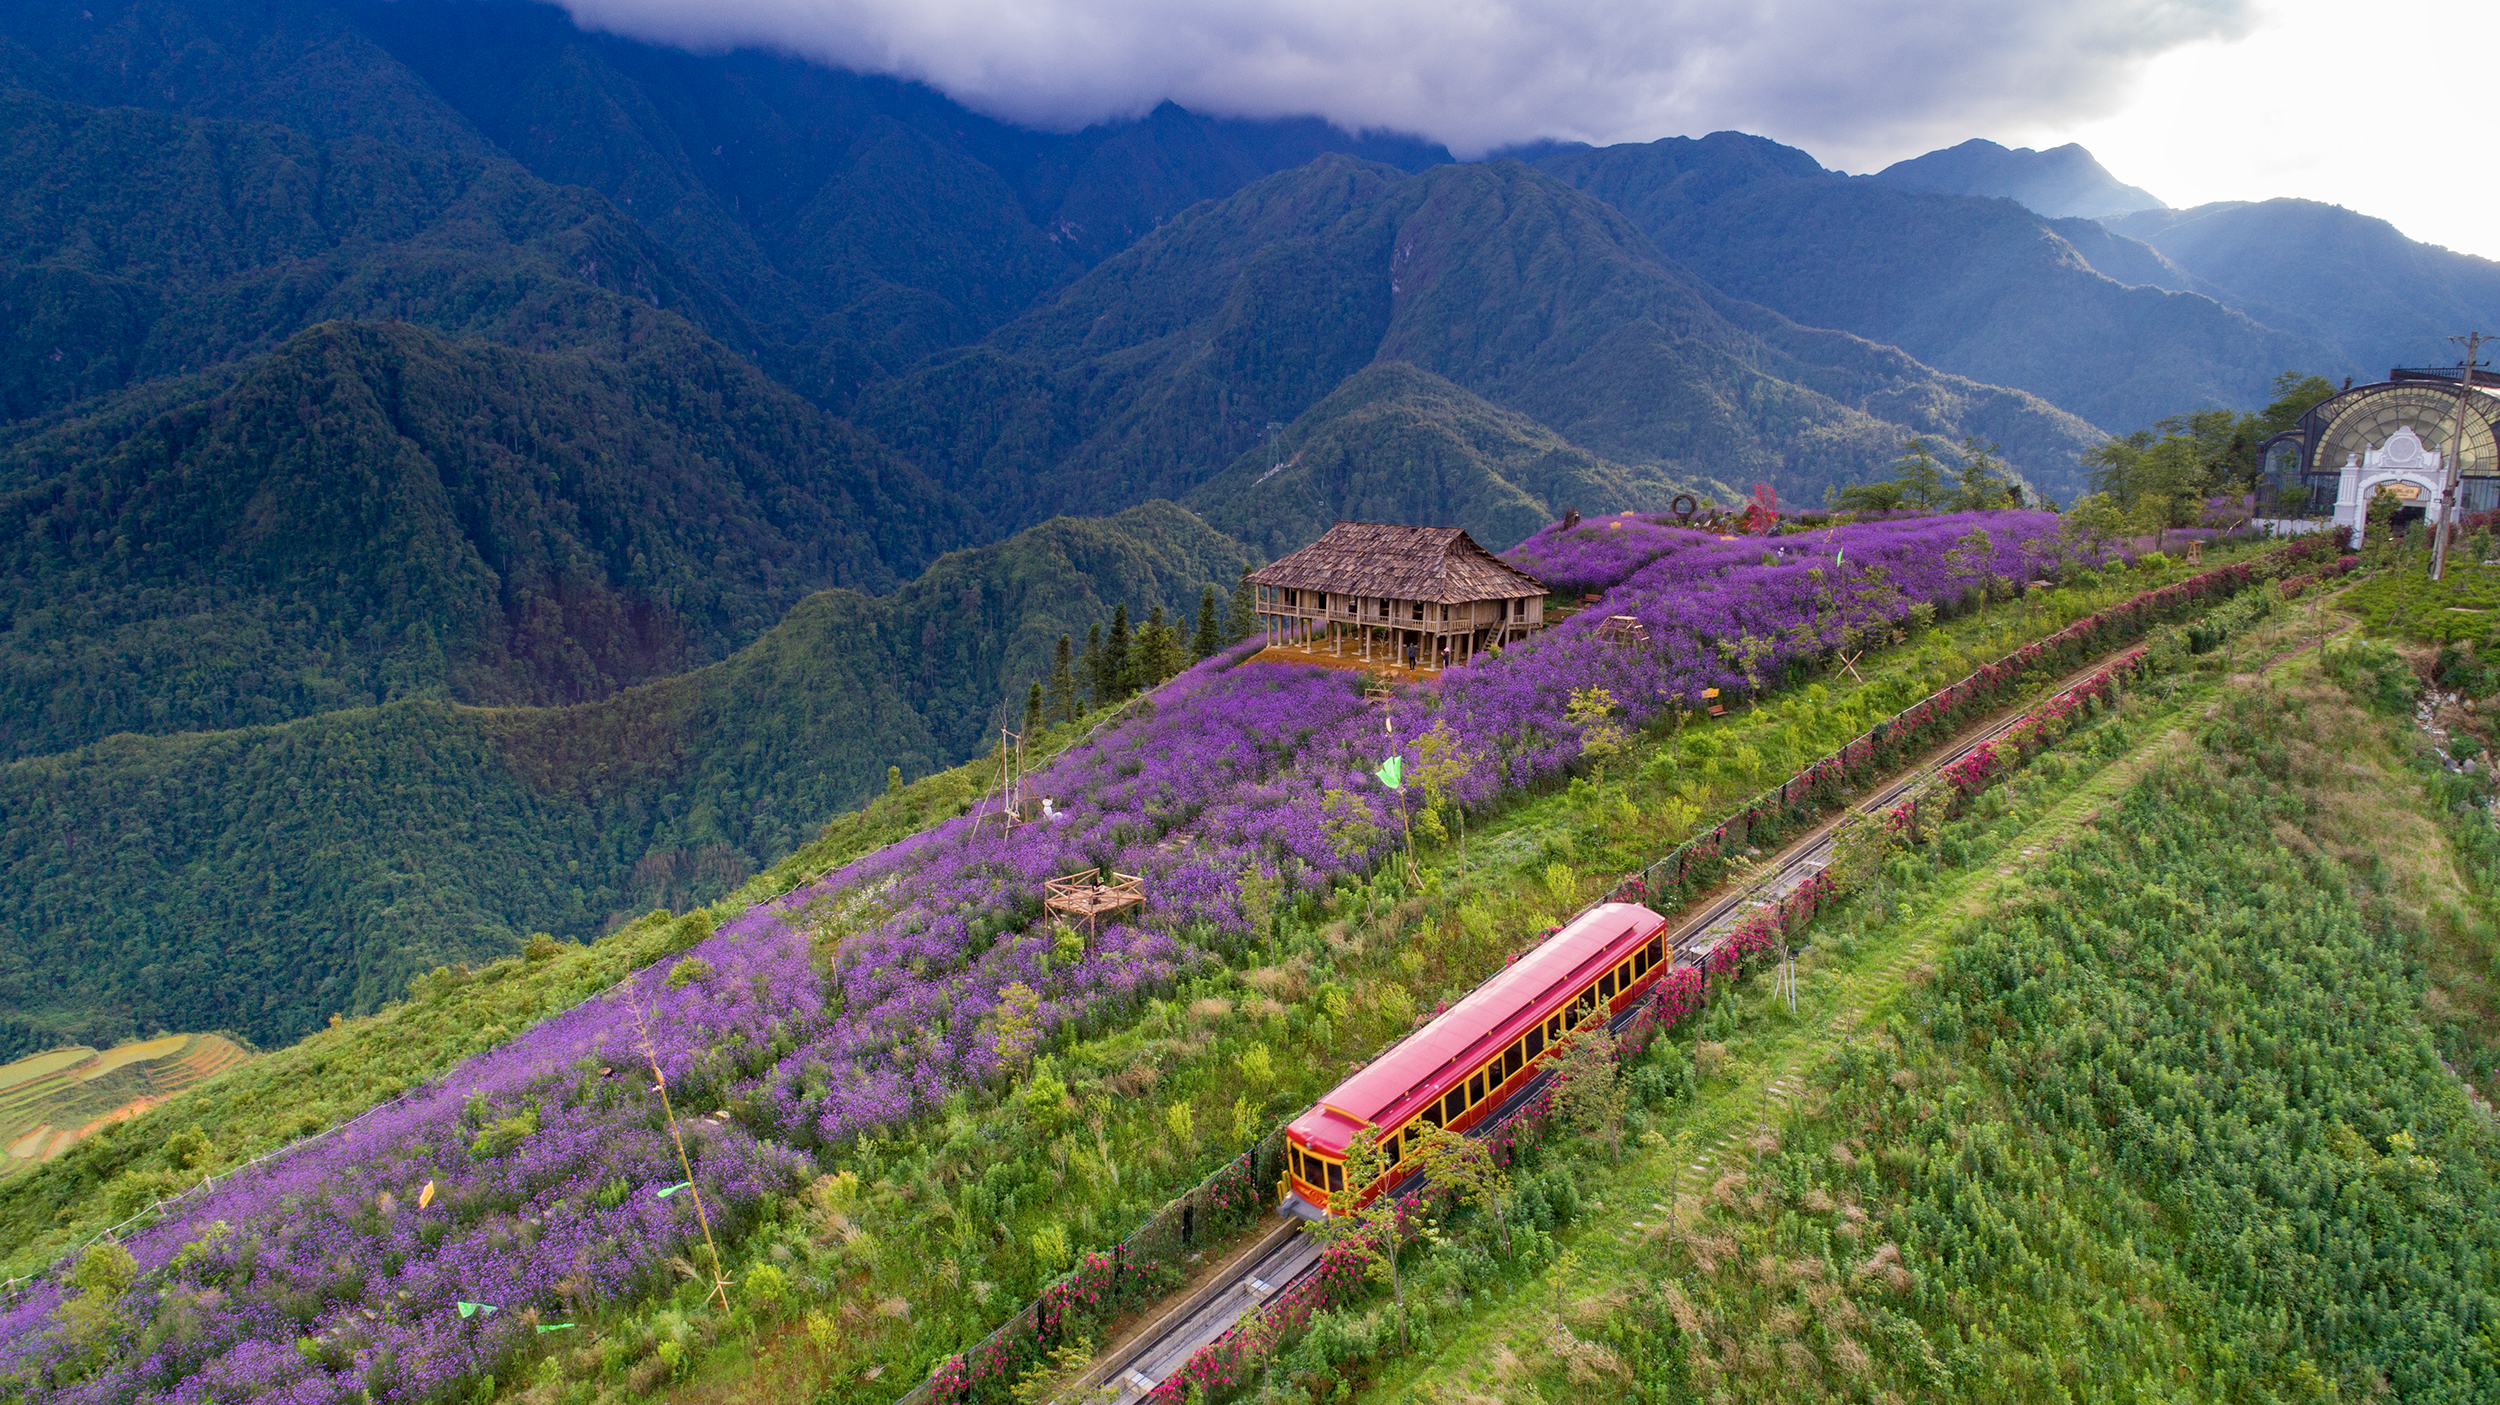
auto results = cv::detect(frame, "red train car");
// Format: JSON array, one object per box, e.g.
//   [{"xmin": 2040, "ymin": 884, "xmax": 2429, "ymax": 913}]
[{"xmin": 1279, "ymin": 901, "xmax": 1674, "ymax": 1219}]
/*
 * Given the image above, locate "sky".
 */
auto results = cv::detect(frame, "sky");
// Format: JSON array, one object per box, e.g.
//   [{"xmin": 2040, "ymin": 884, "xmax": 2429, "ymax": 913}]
[
  {"xmin": 557, "ymin": 0, "xmax": 2500, "ymax": 259},
  {"xmin": 2034, "ymin": 0, "xmax": 2500, "ymax": 259}
]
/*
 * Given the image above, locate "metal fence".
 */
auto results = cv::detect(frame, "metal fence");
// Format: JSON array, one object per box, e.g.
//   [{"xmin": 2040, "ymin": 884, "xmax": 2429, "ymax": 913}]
[{"xmin": 892, "ymin": 1125, "xmax": 1290, "ymax": 1405}]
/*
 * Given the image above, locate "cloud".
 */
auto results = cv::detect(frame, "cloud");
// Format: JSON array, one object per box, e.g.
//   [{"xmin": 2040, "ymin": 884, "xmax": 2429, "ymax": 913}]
[{"xmin": 554, "ymin": 0, "xmax": 2255, "ymax": 167}]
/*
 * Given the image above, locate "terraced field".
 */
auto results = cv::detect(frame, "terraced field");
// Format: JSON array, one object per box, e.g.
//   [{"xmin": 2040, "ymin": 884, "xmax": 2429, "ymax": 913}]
[{"xmin": 0, "ymin": 1034, "xmax": 251, "ymax": 1172}]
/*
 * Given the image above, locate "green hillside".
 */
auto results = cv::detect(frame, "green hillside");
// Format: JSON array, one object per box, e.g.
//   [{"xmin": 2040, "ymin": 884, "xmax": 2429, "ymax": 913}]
[
  {"xmin": 0, "ymin": 81, "xmax": 770, "ymax": 421},
  {"xmin": 0, "ymin": 318, "xmax": 980, "ymax": 757},
  {"xmin": 1535, "ymin": 131, "xmax": 2343, "ymax": 439},
  {"xmin": 0, "ymin": 500, "xmax": 1246, "ymax": 1058},
  {"xmin": 862, "ymin": 155, "xmax": 2101, "ymax": 534},
  {"xmin": 2109, "ymin": 198, "xmax": 2500, "ymax": 381},
  {"xmin": 1185, "ymin": 360, "xmax": 1727, "ymax": 555}
]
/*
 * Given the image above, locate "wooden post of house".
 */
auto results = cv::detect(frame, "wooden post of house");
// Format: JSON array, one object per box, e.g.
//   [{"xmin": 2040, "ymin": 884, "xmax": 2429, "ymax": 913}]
[{"xmin": 1248, "ymin": 522, "xmax": 1549, "ymax": 676}]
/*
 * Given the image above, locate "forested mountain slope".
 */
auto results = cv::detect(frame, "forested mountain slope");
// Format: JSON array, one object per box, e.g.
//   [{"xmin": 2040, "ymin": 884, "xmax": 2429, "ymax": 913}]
[
  {"xmin": 0, "ymin": 0, "xmax": 1452, "ymax": 415},
  {"xmin": 1183, "ymin": 361, "xmax": 1727, "ymax": 556},
  {"xmin": 2109, "ymin": 198, "xmax": 2500, "ymax": 382},
  {"xmin": 861, "ymin": 154, "xmax": 2101, "ymax": 523},
  {"xmin": 0, "ymin": 499, "xmax": 1245, "ymax": 1059},
  {"xmin": 357, "ymin": 0, "xmax": 1453, "ymax": 406},
  {"xmin": 0, "ymin": 318, "xmax": 977, "ymax": 757},
  {"xmin": 1870, "ymin": 136, "xmax": 2166, "ymax": 218},
  {"xmin": 1535, "ymin": 132, "xmax": 2347, "ymax": 432},
  {"xmin": 0, "ymin": 80, "xmax": 763, "ymax": 422}
]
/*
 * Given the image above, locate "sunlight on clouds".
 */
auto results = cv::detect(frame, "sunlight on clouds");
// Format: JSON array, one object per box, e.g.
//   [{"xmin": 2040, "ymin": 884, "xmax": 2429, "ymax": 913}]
[{"xmin": 556, "ymin": 0, "xmax": 2249, "ymax": 165}]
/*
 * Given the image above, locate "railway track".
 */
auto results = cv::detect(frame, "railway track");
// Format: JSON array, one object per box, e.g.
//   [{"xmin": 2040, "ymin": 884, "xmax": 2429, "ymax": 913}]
[{"xmin": 1074, "ymin": 638, "xmax": 2161, "ymax": 1403}]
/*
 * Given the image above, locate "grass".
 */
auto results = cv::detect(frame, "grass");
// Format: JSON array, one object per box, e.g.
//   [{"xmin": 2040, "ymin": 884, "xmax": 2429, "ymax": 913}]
[
  {"xmin": 0, "ymin": 538, "xmax": 2289, "ymax": 1396},
  {"xmin": 1344, "ymin": 593, "xmax": 2362, "ymax": 1405},
  {"xmin": 617, "ymin": 548, "xmax": 2297, "ymax": 1404}
]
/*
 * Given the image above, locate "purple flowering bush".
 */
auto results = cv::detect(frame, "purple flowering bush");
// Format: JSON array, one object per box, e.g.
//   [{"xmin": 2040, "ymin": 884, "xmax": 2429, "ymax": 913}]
[
  {"xmin": 1499, "ymin": 513, "xmax": 1718, "ymax": 595},
  {"xmin": 0, "ymin": 511, "xmax": 2110, "ymax": 1402}
]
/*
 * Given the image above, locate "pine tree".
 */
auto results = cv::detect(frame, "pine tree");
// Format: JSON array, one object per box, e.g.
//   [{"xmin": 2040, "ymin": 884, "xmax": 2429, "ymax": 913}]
[
  {"xmin": 1129, "ymin": 606, "xmax": 1166, "ymax": 692},
  {"xmin": 1229, "ymin": 571, "xmax": 1259, "ymax": 642},
  {"xmin": 1049, "ymin": 634, "xmax": 1079, "ymax": 723},
  {"xmin": 1082, "ymin": 624, "xmax": 1105, "ymax": 708},
  {"xmin": 1192, "ymin": 585, "xmax": 1220, "ymax": 661},
  {"xmin": 1104, "ymin": 605, "xmax": 1132, "ymax": 701},
  {"xmin": 1137, "ymin": 606, "xmax": 1189, "ymax": 687},
  {"xmin": 1023, "ymin": 681, "xmax": 1043, "ymax": 736}
]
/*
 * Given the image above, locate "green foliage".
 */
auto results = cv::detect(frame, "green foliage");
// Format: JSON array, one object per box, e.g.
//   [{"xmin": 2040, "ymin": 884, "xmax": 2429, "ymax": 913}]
[
  {"xmin": 0, "ymin": 318, "xmax": 974, "ymax": 759},
  {"xmin": 2081, "ymin": 384, "xmax": 2314, "ymax": 534},
  {"xmin": 1187, "ymin": 362, "xmax": 1724, "ymax": 556},
  {"xmin": 2344, "ymin": 550, "xmax": 2500, "ymax": 645},
  {"xmin": 1643, "ymin": 672, "xmax": 2500, "ymax": 1405},
  {"xmin": 0, "ymin": 501, "xmax": 1245, "ymax": 1056},
  {"xmin": 1831, "ymin": 435, "xmax": 1946, "ymax": 512},
  {"xmin": 0, "ymin": 532, "xmax": 2271, "ymax": 1391},
  {"xmin": 741, "ymin": 1262, "xmax": 790, "ymax": 1318},
  {"xmin": 1536, "ymin": 135, "xmax": 2325, "ymax": 467},
  {"xmin": 1192, "ymin": 586, "xmax": 1222, "ymax": 661},
  {"xmin": 1546, "ymin": 1024, "xmax": 1627, "ymax": 1161},
  {"xmin": 863, "ymin": 158, "xmax": 2102, "ymax": 544}
]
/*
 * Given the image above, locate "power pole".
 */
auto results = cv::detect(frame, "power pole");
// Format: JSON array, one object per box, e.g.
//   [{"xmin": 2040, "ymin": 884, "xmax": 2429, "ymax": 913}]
[{"xmin": 2434, "ymin": 331, "xmax": 2490, "ymax": 581}]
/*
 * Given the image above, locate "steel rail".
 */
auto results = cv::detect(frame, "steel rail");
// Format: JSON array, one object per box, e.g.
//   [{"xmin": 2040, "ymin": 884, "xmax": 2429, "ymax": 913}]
[{"xmin": 1076, "ymin": 638, "xmax": 2152, "ymax": 1403}]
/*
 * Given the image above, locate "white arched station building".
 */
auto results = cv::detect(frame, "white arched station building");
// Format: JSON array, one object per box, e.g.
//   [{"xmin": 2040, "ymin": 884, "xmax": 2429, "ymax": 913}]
[{"xmin": 2329, "ymin": 424, "xmax": 2455, "ymax": 531}]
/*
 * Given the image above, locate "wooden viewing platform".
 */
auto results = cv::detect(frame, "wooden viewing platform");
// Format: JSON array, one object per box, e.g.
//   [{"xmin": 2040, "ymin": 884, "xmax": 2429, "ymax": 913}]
[{"xmin": 1045, "ymin": 868, "xmax": 1146, "ymax": 941}]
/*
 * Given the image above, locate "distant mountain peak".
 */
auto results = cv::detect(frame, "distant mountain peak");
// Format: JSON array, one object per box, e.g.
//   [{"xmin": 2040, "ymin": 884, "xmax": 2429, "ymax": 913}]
[{"xmin": 1870, "ymin": 137, "xmax": 2166, "ymax": 219}]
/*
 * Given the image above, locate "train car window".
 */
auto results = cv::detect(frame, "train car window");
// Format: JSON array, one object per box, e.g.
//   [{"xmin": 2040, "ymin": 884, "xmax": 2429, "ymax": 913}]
[
  {"xmin": 1423, "ymin": 1104, "xmax": 1443, "ymax": 1130},
  {"xmin": 1468, "ymin": 1071, "xmax": 1485, "ymax": 1105},
  {"xmin": 1443, "ymin": 1088, "xmax": 1465, "ymax": 1124},
  {"xmin": 1561, "ymin": 1002, "xmax": 1580, "ymax": 1030},
  {"xmin": 1385, "ymin": 1138, "xmax": 1401, "ymax": 1168},
  {"xmin": 1599, "ymin": 969, "xmax": 1617, "ymax": 1000},
  {"xmin": 1525, "ymin": 1025, "xmax": 1545, "ymax": 1059},
  {"xmin": 1327, "ymin": 1161, "xmax": 1344, "ymax": 1193},
  {"xmin": 1404, "ymin": 1123, "xmax": 1422, "ymax": 1146},
  {"xmin": 1618, "ymin": 960, "xmax": 1634, "ymax": 989},
  {"xmin": 1645, "ymin": 935, "xmax": 1664, "ymax": 966},
  {"xmin": 1290, "ymin": 1146, "xmax": 1306, "ymax": 1182},
  {"xmin": 1631, "ymin": 947, "xmax": 1648, "ymax": 978},
  {"xmin": 1505, "ymin": 1042, "xmax": 1524, "ymax": 1078}
]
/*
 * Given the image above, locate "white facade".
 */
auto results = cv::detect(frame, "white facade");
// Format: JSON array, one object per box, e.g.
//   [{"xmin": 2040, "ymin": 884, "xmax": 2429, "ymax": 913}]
[{"xmin": 2333, "ymin": 425, "xmax": 2453, "ymax": 531}]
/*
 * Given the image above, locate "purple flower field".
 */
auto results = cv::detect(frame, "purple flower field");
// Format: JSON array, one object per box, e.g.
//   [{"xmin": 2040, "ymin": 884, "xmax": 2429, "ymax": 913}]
[
  {"xmin": 1499, "ymin": 512, "xmax": 1716, "ymax": 595},
  {"xmin": 0, "ymin": 511, "xmax": 2079, "ymax": 1402}
]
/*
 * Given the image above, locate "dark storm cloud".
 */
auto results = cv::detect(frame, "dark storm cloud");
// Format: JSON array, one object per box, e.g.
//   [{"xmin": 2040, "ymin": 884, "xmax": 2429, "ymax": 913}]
[{"xmin": 555, "ymin": 0, "xmax": 2255, "ymax": 166}]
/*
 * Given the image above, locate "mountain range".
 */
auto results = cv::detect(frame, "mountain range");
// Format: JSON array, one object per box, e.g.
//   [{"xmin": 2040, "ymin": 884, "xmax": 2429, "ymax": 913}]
[
  {"xmin": 1873, "ymin": 137, "xmax": 2166, "ymax": 219},
  {"xmin": 6, "ymin": 0, "xmax": 2500, "ymax": 1049}
]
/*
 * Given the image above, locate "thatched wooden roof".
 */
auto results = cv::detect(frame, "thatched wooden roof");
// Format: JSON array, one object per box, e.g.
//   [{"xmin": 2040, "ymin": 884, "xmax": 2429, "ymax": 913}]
[{"xmin": 1250, "ymin": 522, "xmax": 1546, "ymax": 604}]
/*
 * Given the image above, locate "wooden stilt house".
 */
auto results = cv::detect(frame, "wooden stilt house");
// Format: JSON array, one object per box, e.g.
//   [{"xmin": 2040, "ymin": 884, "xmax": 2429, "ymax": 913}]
[{"xmin": 1248, "ymin": 522, "xmax": 1549, "ymax": 671}]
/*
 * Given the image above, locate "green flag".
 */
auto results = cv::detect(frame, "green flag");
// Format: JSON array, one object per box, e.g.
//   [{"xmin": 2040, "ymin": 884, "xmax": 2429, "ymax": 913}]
[
  {"xmin": 536, "ymin": 1323, "xmax": 578, "ymax": 1335},
  {"xmin": 457, "ymin": 1301, "xmax": 497, "ymax": 1319},
  {"xmin": 1374, "ymin": 756, "xmax": 1403, "ymax": 791},
  {"xmin": 655, "ymin": 1181, "xmax": 693, "ymax": 1199}
]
